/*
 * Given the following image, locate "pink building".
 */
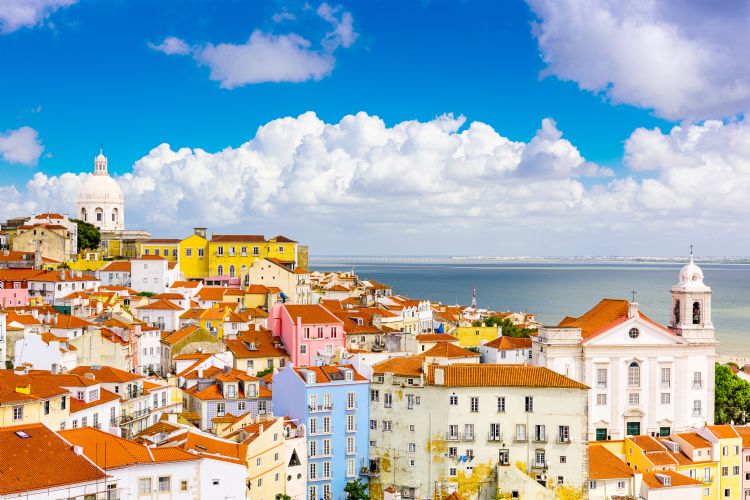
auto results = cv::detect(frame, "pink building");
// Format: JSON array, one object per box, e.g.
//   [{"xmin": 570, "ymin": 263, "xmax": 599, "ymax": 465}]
[
  {"xmin": 271, "ymin": 304, "xmax": 345, "ymax": 366},
  {"xmin": 0, "ymin": 269, "xmax": 34, "ymax": 307},
  {"xmin": 738, "ymin": 427, "xmax": 750, "ymax": 497}
]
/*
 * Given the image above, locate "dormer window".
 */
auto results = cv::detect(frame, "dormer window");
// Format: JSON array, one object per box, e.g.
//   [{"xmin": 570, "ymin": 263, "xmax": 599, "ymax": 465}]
[
  {"xmin": 306, "ymin": 371, "xmax": 316, "ymax": 384},
  {"xmin": 344, "ymin": 370, "xmax": 353, "ymax": 381},
  {"xmin": 226, "ymin": 384, "xmax": 237, "ymax": 399}
]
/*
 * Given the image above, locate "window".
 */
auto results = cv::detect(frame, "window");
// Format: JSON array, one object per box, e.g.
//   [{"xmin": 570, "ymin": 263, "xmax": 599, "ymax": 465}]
[
  {"xmin": 186, "ymin": 248, "xmax": 192, "ymax": 257},
  {"xmin": 515, "ymin": 424, "xmax": 527, "ymax": 441},
  {"xmin": 300, "ymin": 345, "xmax": 307, "ymax": 354},
  {"xmin": 535, "ymin": 450, "xmax": 546, "ymax": 467},
  {"xmin": 661, "ymin": 367, "xmax": 671, "ymax": 387},
  {"xmin": 694, "ymin": 372, "xmax": 703, "ymax": 389},
  {"xmin": 323, "ymin": 461, "xmax": 331, "ymax": 479},
  {"xmin": 659, "ymin": 426, "xmax": 671, "ymax": 437},
  {"xmin": 384, "ymin": 392, "xmax": 392, "ymax": 408},
  {"xmin": 534, "ymin": 424, "xmax": 546, "ymax": 442},
  {"xmin": 407, "ymin": 394, "xmax": 415, "ymax": 409},
  {"xmin": 560, "ymin": 456, "xmax": 567, "ymax": 463},
  {"xmin": 693, "ymin": 301, "xmax": 701, "ymax": 324},
  {"xmin": 558, "ymin": 425, "xmax": 570, "ymax": 443},
  {"xmin": 557, "ymin": 476, "xmax": 564, "ymax": 485},
  {"xmin": 628, "ymin": 327, "xmax": 640, "ymax": 338},
  {"xmin": 724, "ymin": 489, "xmax": 731, "ymax": 498},
  {"xmin": 308, "ymin": 417, "xmax": 317, "ymax": 434},
  {"xmin": 44, "ymin": 400, "xmax": 50, "ymax": 415},
  {"xmin": 217, "ymin": 265, "xmax": 224, "ymax": 276},
  {"xmin": 449, "ymin": 467, "xmax": 457, "ymax": 477},
  {"xmin": 383, "ymin": 420, "xmax": 392, "ymax": 431},
  {"xmin": 449, "ymin": 424, "xmax": 459, "ymax": 440},
  {"xmin": 449, "ymin": 395, "xmax": 458, "ymax": 405},
  {"xmin": 347, "ymin": 458, "xmax": 356, "ymax": 477},
  {"xmin": 217, "ymin": 246, "xmax": 224, "ymax": 256},
  {"xmin": 309, "ymin": 441, "xmax": 317, "ymax": 457},
  {"xmin": 347, "ymin": 392, "xmax": 356, "ymax": 409},
  {"xmin": 596, "ymin": 394, "xmax": 607, "ymax": 405},
  {"xmin": 198, "ymin": 248, "xmax": 204, "ymax": 257},
  {"xmin": 309, "ymin": 486, "xmax": 317, "ymax": 499},
  {"xmin": 309, "ymin": 462, "xmax": 317, "ymax": 480},
  {"xmin": 693, "ymin": 400, "xmax": 702, "ymax": 416},
  {"xmin": 61, "ymin": 396, "xmax": 66, "ymax": 410},
  {"xmin": 303, "ymin": 327, "xmax": 310, "ymax": 339},
  {"xmin": 158, "ymin": 476, "xmax": 170, "ymax": 492},
  {"xmin": 661, "ymin": 392, "xmax": 671, "ymax": 404},
  {"xmin": 370, "ymin": 389, "xmax": 379, "ymax": 402},
  {"xmin": 497, "ymin": 396, "xmax": 506, "ymax": 412},
  {"xmin": 733, "ymin": 466, "xmax": 740, "ymax": 475},
  {"xmin": 252, "ymin": 246, "xmax": 260, "ymax": 256},
  {"xmin": 589, "ymin": 481, "xmax": 597, "ymax": 490},
  {"xmin": 628, "ymin": 362, "xmax": 640, "ymax": 387},
  {"xmin": 722, "ymin": 466, "xmax": 728, "ymax": 477},
  {"xmin": 490, "ymin": 423, "xmax": 502, "ymax": 441},
  {"xmin": 346, "ymin": 414, "xmax": 356, "ymax": 432},
  {"xmin": 12, "ymin": 406, "xmax": 23, "ymax": 421},
  {"xmin": 322, "ymin": 416, "xmax": 331, "ymax": 433},
  {"xmin": 525, "ymin": 396, "xmax": 534, "ymax": 412},
  {"xmin": 470, "ymin": 396, "xmax": 479, "ymax": 412},
  {"xmin": 139, "ymin": 478, "xmax": 151, "ymax": 494},
  {"xmin": 323, "ymin": 439, "xmax": 331, "ymax": 455},
  {"xmin": 180, "ymin": 480, "xmax": 188, "ymax": 492},
  {"xmin": 346, "ymin": 436, "xmax": 356, "ymax": 454},
  {"xmin": 628, "ymin": 393, "xmax": 640, "ymax": 405},
  {"xmin": 217, "ymin": 402, "xmax": 225, "ymax": 416},
  {"xmin": 596, "ymin": 368, "xmax": 607, "ymax": 388}
]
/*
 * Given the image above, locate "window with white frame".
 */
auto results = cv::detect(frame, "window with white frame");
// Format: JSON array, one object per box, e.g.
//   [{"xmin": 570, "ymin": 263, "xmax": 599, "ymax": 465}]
[
  {"xmin": 470, "ymin": 396, "xmax": 479, "ymax": 412},
  {"xmin": 497, "ymin": 396, "xmax": 506, "ymax": 412},
  {"xmin": 628, "ymin": 393, "xmax": 640, "ymax": 405},
  {"xmin": 596, "ymin": 368, "xmax": 607, "ymax": 388},
  {"xmin": 628, "ymin": 362, "xmax": 640, "ymax": 387},
  {"xmin": 597, "ymin": 393, "xmax": 607, "ymax": 405},
  {"xmin": 661, "ymin": 392, "xmax": 671, "ymax": 404},
  {"xmin": 661, "ymin": 367, "xmax": 671, "ymax": 387}
]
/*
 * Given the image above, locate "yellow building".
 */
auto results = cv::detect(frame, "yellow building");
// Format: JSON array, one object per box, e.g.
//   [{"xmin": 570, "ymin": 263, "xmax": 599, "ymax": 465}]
[
  {"xmin": 240, "ymin": 417, "xmax": 288, "ymax": 498},
  {"xmin": 0, "ymin": 370, "xmax": 70, "ymax": 429},
  {"xmin": 705, "ymin": 425, "xmax": 742, "ymax": 498},
  {"xmin": 208, "ymin": 234, "xmax": 298, "ymax": 277},
  {"xmin": 139, "ymin": 238, "xmax": 180, "ymax": 261},
  {"xmin": 454, "ymin": 325, "xmax": 499, "ymax": 347},
  {"xmin": 179, "ymin": 229, "xmax": 210, "ymax": 279},
  {"xmin": 12, "ymin": 222, "xmax": 74, "ymax": 263}
]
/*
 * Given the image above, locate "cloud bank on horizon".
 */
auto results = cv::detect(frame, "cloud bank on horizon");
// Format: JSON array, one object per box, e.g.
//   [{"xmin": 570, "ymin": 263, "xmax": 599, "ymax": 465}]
[{"xmin": 1, "ymin": 0, "xmax": 750, "ymax": 254}]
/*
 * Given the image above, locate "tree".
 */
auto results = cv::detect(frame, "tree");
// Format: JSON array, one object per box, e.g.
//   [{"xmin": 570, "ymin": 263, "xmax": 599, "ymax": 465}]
[
  {"xmin": 715, "ymin": 363, "xmax": 750, "ymax": 424},
  {"xmin": 344, "ymin": 479, "xmax": 368, "ymax": 500},
  {"xmin": 70, "ymin": 218, "xmax": 101, "ymax": 250},
  {"xmin": 474, "ymin": 316, "xmax": 535, "ymax": 338},
  {"xmin": 256, "ymin": 367, "xmax": 274, "ymax": 378},
  {"xmin": 137, "ymin": 291, "xmax": 156, "ymax": 297},
  {"xmin": 275, "ymin": 494, "xmax": 291, "ymax": 500}
]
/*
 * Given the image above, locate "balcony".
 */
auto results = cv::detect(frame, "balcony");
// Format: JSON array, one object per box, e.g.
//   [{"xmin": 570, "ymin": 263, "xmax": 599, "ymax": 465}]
[
  {"xmin": 445, "ymin": 432, "xmax": 461, "ymax": 441},
  {"xmin": 360, "ymin": 466, "xmax": 380, "ymax": 477},
  {"xmin": 532, "ymin": 461, "xmax": 548, "ymax": 470},
  {"xmin": 462, "ymin": 433, "xmax": 475, "ymax": 442},
  {"xmin": 487, "ymin": 433, "xmax": 503, "ymax": 442},
  {"xmin": 693, "ymin": 382, "xmax": 704, "ymax": 389},
  {"xmin": 533, "ymin": 434, "xmax": 548, "ymax": 443},
  {"xmin": 556, "ymin": 436, "xmax": 572, "ymax": 444},
  {"xmin": 308, "ymin": 404, "xmax": 334, "ymax": 413},
  {"xmin": 513, "ymin": 434, "xmax": 528, "ymax": 443}
]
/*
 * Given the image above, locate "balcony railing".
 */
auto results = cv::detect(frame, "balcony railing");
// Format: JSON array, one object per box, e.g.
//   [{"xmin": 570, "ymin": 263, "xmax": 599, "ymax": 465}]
[
  {"xmin": 487, "ymin": 433, "xmax": 503, "ymax": 442},
  {"xmin": 693, "ymin": 381, "xmax": 704, "ymax": 389},
  {"xmin": 513, "ymin": 434, "xmax": 528, "ymax": 443},
  {"xmin": 445, "ymin": 432, "xmax": 461, "ymax": 441},
  {"xmin": 462, "ymin": 433, "xmax": 475, "ymax": 442},
  {"xmin": 308, "ymin": 404, "xmax": 334, "ymax": 413},
  {"xmin": 556, "ymin": 436, "xmax": 572, "ymax": 444},
  {"xmin": 360, "ymin": 467, "xmax": 380, "ymax": 477},
  {"xmin": 533, "ymin": 434, "xmax": 548, "ymax": 443}
]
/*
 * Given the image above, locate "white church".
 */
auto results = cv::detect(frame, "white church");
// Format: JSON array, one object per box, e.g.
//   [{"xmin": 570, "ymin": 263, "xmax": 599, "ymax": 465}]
[
  {"xmin": 533, "ymin": 255, "xmax": 717, "ymax": 441},
  {"xmin": 76, "ymin": 149, "xmax": 125, "ymax": 231}
]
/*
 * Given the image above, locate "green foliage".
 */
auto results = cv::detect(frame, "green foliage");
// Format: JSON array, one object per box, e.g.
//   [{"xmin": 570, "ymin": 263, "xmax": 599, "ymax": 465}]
[
  {"xmin": 473, "ymin": 317, "xmax": 534, "ymax": 338},
  {"xmin": 715, "ymin": 363, "xmax": 750, "ymax": 424},
  {"xmin": 275, "ymin": 494, "xmax": 291, "ymax": 500},
  {"xmin": 70, "ymin": 218, "xmax": 101, "ymax": 250},
  {"xmin": 58, "ymin": 262, "xmax": 70, "ymax": 269},
  {"xmin": 256, "ymin": 367, "xmax": 274, "ymax": 378},
  {"xmin": 137, "ymin": 291, "xmax": 156, "ymax": 297},
  {"xmin": 344, "ymin": 479, "xmax": 368, "ymax": 500}
]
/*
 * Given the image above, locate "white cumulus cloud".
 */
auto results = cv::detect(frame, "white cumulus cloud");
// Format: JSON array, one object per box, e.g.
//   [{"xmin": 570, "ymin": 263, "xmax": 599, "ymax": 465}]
[
  {"xmin": 150, "ymin": 3, "xmax": 357, "ymax": 87},
  {"xmin": 0, "ymin": 126, "xmax": 44, "ymax": 166},
  {"xmin": 0, "ymin": 0, "xmax": 77, "ymax": 33},
  {"xmin": 527, "ymin": 0, "xmax": 750, "ymax": 120}
]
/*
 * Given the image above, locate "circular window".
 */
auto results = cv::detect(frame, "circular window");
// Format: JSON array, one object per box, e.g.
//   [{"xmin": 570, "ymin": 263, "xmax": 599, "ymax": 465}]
[
  {"xmin": 287, "ymin": 475, "xmax": 292, "ymax": 481},
  {"xmin": 297, "ymin": 473, "xmax": 302, "ymax": 480},
  {"xmin": 629, "ymin": 328, "xmax": 640, "ymax": 339}
]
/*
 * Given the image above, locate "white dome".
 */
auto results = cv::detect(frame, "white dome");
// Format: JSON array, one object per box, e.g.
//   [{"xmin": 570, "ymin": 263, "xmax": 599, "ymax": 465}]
[
  {"xmin": 674, "ymin": 255, "xmax": 709, "ymax": 291},
  {"xmin": 77, "ymin": 174, "xmax": 124, "ymax": 202}
]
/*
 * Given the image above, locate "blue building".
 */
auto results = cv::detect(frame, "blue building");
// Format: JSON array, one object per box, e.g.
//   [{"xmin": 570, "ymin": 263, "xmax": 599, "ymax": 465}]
[{"xmin": 273, "ymin": 364, "xmax": 370, "ymax": 499}]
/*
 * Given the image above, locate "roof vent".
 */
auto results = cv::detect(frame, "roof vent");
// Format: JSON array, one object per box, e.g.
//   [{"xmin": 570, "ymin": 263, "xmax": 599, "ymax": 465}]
[{"xmin": 84, "ymin": 373, "xmax": 95, "ymax": 379}]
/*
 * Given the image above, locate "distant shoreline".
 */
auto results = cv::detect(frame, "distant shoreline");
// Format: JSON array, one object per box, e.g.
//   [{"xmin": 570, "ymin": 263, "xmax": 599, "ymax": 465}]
[{"xmin": 311, "ymin": 256, "xmax": 750, "ymax": 265}]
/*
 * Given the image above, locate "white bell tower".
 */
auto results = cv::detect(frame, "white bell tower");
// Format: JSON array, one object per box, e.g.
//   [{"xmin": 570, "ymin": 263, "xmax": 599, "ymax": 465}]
[{"xmin": 668, "ymin": 248, "xmax": 715, "ymax": 343}]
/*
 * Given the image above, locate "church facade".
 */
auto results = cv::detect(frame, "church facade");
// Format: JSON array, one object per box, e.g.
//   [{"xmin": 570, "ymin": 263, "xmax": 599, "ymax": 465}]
[
  {"xmin": 76, "ymin": 149, "xmax": 125, "ymax": 231},
  {"xmin": 532, "ymin": 256, "xmax": 717, "ymax": 441}
]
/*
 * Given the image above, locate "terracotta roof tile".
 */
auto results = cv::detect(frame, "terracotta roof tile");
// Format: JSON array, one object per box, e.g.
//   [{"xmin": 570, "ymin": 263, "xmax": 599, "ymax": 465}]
[
  {"xmin": 642, "ymin": 470, "xmax": 702, "ymax": 489},
  {"xmin": 423, "ymin": 342, "xmax": 480, "ymax": 358},
  {"xmin": 0, "ymin": 424, "xmax": 107, "ymax": 495},
  {"xmin": 588, "ymin": 445, "xmax": 634, "ymax": 480},
  {"xmin": 706, "ymin": 424, "xmax": 740, "ymax": 440},
  {"xmin": 416, "ymin": 333, "xmax": 459, "ymax": 342},
  {"xmin": 372, "ymin": 356, "xmax": 425, "ymax": 377},
  {"xmin": 100, "ymin": 261, "xmax": 131, "ymax": 272},
  {"xmin": 484, "ymin": 336, "xmax": 532, "ymax": 350},
  {"xmin": 425, "ymin": 364, "xmax": 589, "ymax": 389},
  {"xmin": 70, "ymin": 365, "xmax": 143, "ymax": 383},
  {"xmin": 283, "ymin": 304, "xmax": 343, "ymax": 324}
]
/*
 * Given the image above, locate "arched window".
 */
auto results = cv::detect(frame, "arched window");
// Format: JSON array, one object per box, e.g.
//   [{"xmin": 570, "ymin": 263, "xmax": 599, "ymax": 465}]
[
  {"xmin": 112, "ymin": 208, "xmax": 118, "ymax": 223},
  {"xmin": 217, "ymin": 265, "xmax": 224, "ymax": 276},
  {"xmin": 674, "ymin": 299, "xmax": 680, "ymax": 324},
  {"xmin": 692, "ymin": 302, "xmax": 701, "ymax": 324},
  {"xmin": 628, "ymin": 362, "xmax": 640, "ymax": 387},
  {"xmin": 95, "ymin": 207, "xmax": 103, "ymax": 222},
  {"xmin": 80, "ymin": 207, "xmax": 87, "ymax": 221},
  {"xmin": 229, "ymin": 265, "xmax": 236, "ymax": 278}
]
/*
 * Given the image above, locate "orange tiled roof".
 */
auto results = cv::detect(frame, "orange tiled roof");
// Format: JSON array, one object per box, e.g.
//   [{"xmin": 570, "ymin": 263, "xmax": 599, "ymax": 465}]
[
  {"xmin": 557, "ymin": 299, "xmax": 630, "ymax": 338},
  {"xmin": 138, "ymin": 254, "xmax": 166, "ymax": 261},
  {"xmin": 629, "ymin": 435, "xmax": 666, "ymax": 452},
  {"xmin": 423, "ymin": 342, "xmax": 480, "ymax": 358},
  {"xmin": 0, "ymin": 424, "xmax": 107, "ymax": 495},
  {"xmin": 706, "ymin": 424, "xmax": 740, "ymax": 440},
  {"xmin": 588, "ymin": 445, "xmax": 634, "ymax": 480},
  {"xmin": 283, "ymin": 304, "xmax": 343, "ymax": 324},
  {"xmin": 60, "ymin": 427, "xmax": 197, "ymax": 468},
  {"xmin": 100, "ymin": 261, "xmax": 131, "ymax": 272},
  {"xmin": 416, "ymin": 333, "xmax": 459, "ymax": 343},
  {"xmin": 53, "ymin": 314, "xmax": 93, "ymax": 329},
  {"xmin": 293, "ymin": 364, "xmax": 368, "ymax": 384},
  {"xmin": 69, "ymin": 388, "xmax": 120, "ymax": 413},
  {"xmin": 484, "ymin": 336, "xmax": 532, "ymax": 350},
  {"xmin": 372, "ymin": 356, "xmax": 425, "ymax": 377},
  {"xmin": 0, "ymin": 370, "xmax": 69, "ymax": 404},
  {"xmin": 642, "ymin": 470, "xmax": 702, "ymax": 489},
  {"xmin": 136, "ymin": 299, "xmax": 183, "ymax": 311},
  {"xmin": 211, "ymin": 234, "xmax": 265, "ymax": 242},
  {"xmin": 70, "ymin": 365, "xmax": 143, "ymax": 383},
  {"xmin": 734, "ymin": 427, "xmax": 750, "ymax": 447},
  {"xmin": 170, "ymin": 280, "xmax": 200, "ymax": 288},
  {"xmin": 425, "ymin": 364, "xmax": 589, "ymax": 389},
  {"xmin": 162, "ymin": 325, "xmax": 205, "ymax": 345},
  {"xmin": 195, "ymin": 287, "xmax": 228, "ymax": 302},
  {"xmin": 225, "ymin": 329, "xmax": 289, "ymax": 359}
]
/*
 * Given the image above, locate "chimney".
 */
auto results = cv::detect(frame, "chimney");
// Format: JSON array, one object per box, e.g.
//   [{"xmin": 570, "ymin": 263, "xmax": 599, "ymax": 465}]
[
  {"xmin": 167, "ymin": 413, "xmax": 178, "ymax": 423},
  {"xmin": 59, "ymin": 268, "xmax": 66, "ymax": 280},
  {"xmin": 197, "ymin": 368, "xmax": 203, "ymax": 378}
]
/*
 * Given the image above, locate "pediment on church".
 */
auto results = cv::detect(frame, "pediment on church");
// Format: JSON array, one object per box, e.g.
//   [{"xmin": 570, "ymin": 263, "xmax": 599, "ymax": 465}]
[
  {"xmin": 583, "ymin": 315, "xmax": 687, "ymax": 347},
  {"xmin": 623, "ymin": 408, "xmax": 646, "ymax": 417}
]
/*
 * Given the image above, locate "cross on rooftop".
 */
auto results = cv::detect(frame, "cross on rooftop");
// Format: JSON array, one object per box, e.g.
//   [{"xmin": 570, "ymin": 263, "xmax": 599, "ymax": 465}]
[{"xmin": 631, "ymin": 290, "xmax": 637, "ymax": 303}]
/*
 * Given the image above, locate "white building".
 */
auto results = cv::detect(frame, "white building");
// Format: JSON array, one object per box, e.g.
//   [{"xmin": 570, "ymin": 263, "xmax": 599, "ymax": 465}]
[
  {"xmin": 13, "ymin": 331, "xmax": 77, "ymax": 372},
  {"xmin": 61, "ymin": 426, "xmax": 246, "ymax": 500},
  {"xmin": 0, "ymin": 311, "xmax": 6, "ymax": 368},
  {"xmin": 76, "ymin": 149, "xmax": 125, "ymax": 231},
  {"xmin": 131, "ymin": 255, "xmax": 181, "ymax": 294},
  {"xmin": 27, "ymin": 269, "xmax": 99, "ymax": 303},
  {"xmin": 97, "ymin": 260, "xmax": 131, "ymax": 287},
  {"xmin": 134, "ymin": 299, "xmax": 182, "ymax": 331},
  {"xmin": 368, "ymin": 359, "xmax": 589, "ymax": 499},
  {"xmin": 478, "ymin": 335, "xmax": 533, "ymax": 364},
  {"xmin": 532, "ymin": 256, "xmax": 717, "ymax": 441}
]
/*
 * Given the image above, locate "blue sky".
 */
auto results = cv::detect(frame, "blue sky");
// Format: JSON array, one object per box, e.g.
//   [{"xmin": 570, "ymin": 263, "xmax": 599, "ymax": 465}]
[{"xmin": 1, "ymin": 0, "xmax": 749, "ymax": 255}]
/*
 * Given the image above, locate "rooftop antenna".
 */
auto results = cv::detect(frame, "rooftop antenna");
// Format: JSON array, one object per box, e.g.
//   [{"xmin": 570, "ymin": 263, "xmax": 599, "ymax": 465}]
[
  {"xmin": 689, "ymin": 244, "xmax": 694, "ymax": 263},
  {"xmin": 471, "ymin": 288, "xmax": 477, "ymax": 308},
  {"xmin": 631, "ymin": 290, "xmax": 638, "ymax": 303}
]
